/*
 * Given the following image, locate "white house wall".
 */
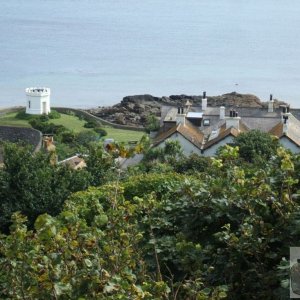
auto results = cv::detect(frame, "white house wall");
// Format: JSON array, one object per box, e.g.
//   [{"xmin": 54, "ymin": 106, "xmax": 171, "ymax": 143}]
[
  {"xmin": 203, "ymin": 136, "xmax": 234, "ymax": 157},
  {"xmin": 279, "ymin": 137, "xmax": 300, "ymax": 154},
  {"xmin": 157, "ymin": 133, "xmax": 202, "ymax": 156}
]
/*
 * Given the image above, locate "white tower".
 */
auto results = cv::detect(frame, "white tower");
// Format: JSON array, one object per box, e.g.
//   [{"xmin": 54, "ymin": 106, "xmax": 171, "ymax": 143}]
[{"xmin": 25, "ymin": 87, "xmax": 51, "ymax": 115}]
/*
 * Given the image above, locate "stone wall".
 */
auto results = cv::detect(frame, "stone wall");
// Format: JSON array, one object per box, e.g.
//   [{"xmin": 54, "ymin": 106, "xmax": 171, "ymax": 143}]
[
  {"xmin": 0, "ymin": 126, "xmax": 42, "ymax": 152},
  {"xmin": 54, "ymin": 107, "xmax": 146, "ymax": 132}
]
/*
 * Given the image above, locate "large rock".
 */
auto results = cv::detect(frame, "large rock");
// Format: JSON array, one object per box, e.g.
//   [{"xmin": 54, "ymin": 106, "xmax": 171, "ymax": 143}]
[{"xmin": 87, "ymin": 92, "xmax": 287, "ymax": 127}]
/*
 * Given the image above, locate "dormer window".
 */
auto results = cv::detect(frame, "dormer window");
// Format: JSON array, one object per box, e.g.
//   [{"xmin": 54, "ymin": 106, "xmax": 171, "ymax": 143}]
[{"xmin": 203, "ymin": 119, "xmax": 210, "ymax": 126}]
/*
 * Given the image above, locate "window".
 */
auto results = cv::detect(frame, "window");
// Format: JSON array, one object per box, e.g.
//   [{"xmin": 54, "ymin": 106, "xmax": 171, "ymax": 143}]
[
  {"xmin": 28, "ymin": 101, "xmax": 31, "ymax": 109},
  {"xmin": 203, "ymin": 119, "xmax": 210, "ymax": 126}
]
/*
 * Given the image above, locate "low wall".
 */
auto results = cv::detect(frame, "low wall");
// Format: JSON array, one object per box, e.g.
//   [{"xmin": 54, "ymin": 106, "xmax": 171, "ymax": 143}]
[
  {"xmin": 0, "ymin": 126, "xmax": 42, "ymax": 152},
  {"xmin": 54, "ymin": 107, "xmax": 146, "ymax": 132}
]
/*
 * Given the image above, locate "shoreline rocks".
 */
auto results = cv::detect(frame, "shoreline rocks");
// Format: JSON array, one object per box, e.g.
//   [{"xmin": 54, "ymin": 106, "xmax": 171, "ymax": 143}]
[{"xmin": 87, "ymin": 92, "xmax": 287, "ymax": 127}]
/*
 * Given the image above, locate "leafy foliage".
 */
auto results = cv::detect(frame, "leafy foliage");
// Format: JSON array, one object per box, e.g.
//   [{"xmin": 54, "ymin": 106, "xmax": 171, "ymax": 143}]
[
  {"xmin": 145, "ymin": 114, "xmax": 160, "ymax": 133},
  {"xmin": 233, "ymin": 129, "xmax": 279, "ymax": 163},
  {"xmin": 1, "ymin": 143, "xmax": 300, "ymax": 299},
  {"xmin": 48, "ymin": 110, "xmax": 61, "ymax": 119},
  {"xmin": 94, "ymin": 127, "xmax": 107, "ymax": 137},
  {"xmin": 0, "ymin": 143, "xmax": 91, "ymax": 232},
  {"xmin": 84, "ymin": 120, "xmax": 98, "ymax": 128}
]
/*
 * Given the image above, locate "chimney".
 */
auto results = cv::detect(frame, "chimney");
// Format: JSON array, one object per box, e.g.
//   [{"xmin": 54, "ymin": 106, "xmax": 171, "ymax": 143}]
[
  {"xmin": 282, "ymin": 115, "xmax": 289, "ymax": 134},
  {"xmin": 281, "ymin": 105, "xmax": 291, "ymax": 134},
  {"xmin": 202, "ymin": 91, "xmax": 207, "ymax": 111},
  {"xmin": 226, "ymin": 110, "xmax": 241, "ymax": 130},
  {"xmin": 176, "ymin": 106, "xmax": 186, "ymax": 125},
  {"xmin": 268, "ymin": 94, "xmax": 274, "ymax": 113},
  {"xmin": 220, "ymin": 106, "xmax": 225, "ymax": 120}
]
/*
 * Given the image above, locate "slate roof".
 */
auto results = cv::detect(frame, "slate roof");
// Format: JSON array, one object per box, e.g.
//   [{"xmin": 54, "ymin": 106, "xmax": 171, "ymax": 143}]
[
  {"xmin": 159, "ymin": 105, "xmax": 300, "ymax": 152},
  {"xmin": 203, "ymin": 121, "xmax": 249, "ymax": 150},
  {"xmin": 154, "ymin": 121, "xmax": 204, "ymax": 150},
  {"xmin": 269, "ymin": 115, "xmax": 300, "ymax": 147}
]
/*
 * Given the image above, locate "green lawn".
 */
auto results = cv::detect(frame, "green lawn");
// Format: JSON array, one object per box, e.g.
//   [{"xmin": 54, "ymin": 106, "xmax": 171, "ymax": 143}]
[
  {"xmin": 50, "ymin": 114, "xmax": 90, "ymax": 132},
  {"xmin": 0, "ymin": 112, "xmax": 31, "ymax": 127},
  {"xmin": 0, "ymin": 110, "xmax": 146, "ymax": 144},
  {"xmin": 104, "ymin": 127, "xmax": 145, "ymax": 143}
]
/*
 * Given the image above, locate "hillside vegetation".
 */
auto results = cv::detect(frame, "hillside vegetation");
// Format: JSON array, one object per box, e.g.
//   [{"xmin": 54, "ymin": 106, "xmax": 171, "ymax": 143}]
[
  {"xmin": 0, "ymin": 132, "xmax": 298, "ymax": 299},
  {"xmin": 0, "ymin": 110, "xmax": 145, "ymax": 160}
]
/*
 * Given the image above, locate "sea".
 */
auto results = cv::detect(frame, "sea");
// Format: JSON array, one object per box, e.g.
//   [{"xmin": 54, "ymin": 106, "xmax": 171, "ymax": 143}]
[{"xmin": 1, "ymin": 0, "xmax": 300, "ymax": 108}]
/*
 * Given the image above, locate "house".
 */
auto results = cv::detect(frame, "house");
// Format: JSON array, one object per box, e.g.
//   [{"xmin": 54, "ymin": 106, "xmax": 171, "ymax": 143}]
[
  {"xmin": 58, "ymin": 155, "xmax": 87, "ymax": 170},
  {"xmin": 153, "ymin": 105, "xmax": 204, "ymax": 156},
  {"xmin": 154, "ymin": 92, "xmax": 300, "ymax": 156}
]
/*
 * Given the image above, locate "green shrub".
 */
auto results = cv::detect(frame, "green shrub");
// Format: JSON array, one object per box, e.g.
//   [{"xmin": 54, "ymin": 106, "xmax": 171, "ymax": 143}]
[
  {"xmin": 94, "ymin": 127, "xmax": 107, "ymax": 137},
  {"xmin": 84, "ymin": 120, "xmax": 98, "ymax": 128},
  {"xmin": 60, "ymin": 131, "xmax": 76, "ymax": 144},
  {"xmin": 39, "ymin": 114, "xmax": 49, "ymax": 122},
  {"xmin": 48, "ymin": 110, "xmax": 61, "ymax": 119},
  {"xmin": 15, "ymin": 110, "xmax": 35, "ymax": 120},
  {"xmin": 145, "ymin": 114, "xmax": 160, "ymax": 133},
  {"xmin": 75, "ymin": 130, "xmax": 99, "ymax": 147},
  {"xmin": 29, "ymin": 119, "xmax": 67, "ymax": 134}
]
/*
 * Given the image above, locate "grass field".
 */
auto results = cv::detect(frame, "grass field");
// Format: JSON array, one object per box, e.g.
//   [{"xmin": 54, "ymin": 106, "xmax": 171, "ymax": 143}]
[
  {"xmin": 0, "ymin": 110, "xmax": 146, "ymax": 144},
  {"xmin": 0, "ymin": 112, "xmax": 31, "ymax": 127},
  {"xmin": 104, "ymin": 127, "xmax": 145, "ymax": 143}
]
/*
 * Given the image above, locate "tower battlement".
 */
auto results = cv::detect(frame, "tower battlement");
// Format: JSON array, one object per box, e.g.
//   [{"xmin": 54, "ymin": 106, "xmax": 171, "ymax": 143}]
[{"xmin": 25, "ymin": 87, "xmax": 50, "ymax": 96}]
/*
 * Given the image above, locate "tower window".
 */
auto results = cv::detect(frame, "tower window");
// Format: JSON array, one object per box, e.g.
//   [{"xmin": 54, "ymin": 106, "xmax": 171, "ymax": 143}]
[{"xmin": 28, "ymin": 101, "xmax": 31, "ymax": 108}]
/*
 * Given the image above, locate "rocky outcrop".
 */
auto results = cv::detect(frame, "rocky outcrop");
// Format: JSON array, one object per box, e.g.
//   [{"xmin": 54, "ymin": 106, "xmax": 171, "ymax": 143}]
[{"xmin": 88, "ymin": 92, "xmax": 287, "ymax": 127}]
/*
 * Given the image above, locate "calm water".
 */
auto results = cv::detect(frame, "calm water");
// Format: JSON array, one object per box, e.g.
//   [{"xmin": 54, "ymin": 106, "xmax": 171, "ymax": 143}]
[{"xmin": 1, "ymin": 0, "xmax": 300, "ymax": 108}]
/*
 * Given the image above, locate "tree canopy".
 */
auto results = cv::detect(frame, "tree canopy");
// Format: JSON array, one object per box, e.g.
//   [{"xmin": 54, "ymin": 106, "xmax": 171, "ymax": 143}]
[
  {"xmin": 0, "ymin": 141, "xmax": 299, "ymax": 299},
  {"xmin": 233, "ymin": 129, "xmax": 279, "ymax": 163}
]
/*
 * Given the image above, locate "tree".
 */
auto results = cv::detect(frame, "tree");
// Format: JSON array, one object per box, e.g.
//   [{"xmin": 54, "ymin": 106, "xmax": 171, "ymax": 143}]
[
  {"xmin": 84, "ymin": 144, "xmax": 116, "ymax": 186},
  {"xmin": 145, "ymin": 114, "xmax": 160, "ymax": 133},
  {"xmin": 233, "ymin": 129, "xmax": 279, "ymax": 163},
  {"xmin": 75, "ymin": 130, "xmax": 99, "ymax": 147},
  {"xmin": 0, "ymin": 142, "xmax": 90, "ymax": 232},
  {"xmin": 0, "ymin": 185, "xmax": 170, "ymax": 299}
]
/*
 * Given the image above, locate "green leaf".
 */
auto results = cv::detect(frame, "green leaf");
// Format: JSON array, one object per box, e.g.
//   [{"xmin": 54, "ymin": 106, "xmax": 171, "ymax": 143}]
[
  {"xmin": 84, "ymin": 258, "xmax": 93, "ymax": 268},
  {"xmin": 54, "ymin": 282, "xmax": 72, "ymax": 296}
]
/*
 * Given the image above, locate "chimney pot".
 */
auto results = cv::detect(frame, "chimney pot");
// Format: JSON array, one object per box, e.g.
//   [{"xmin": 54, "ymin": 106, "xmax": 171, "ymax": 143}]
[
  {"xmin": 220, "ymin": 106, "xmax": 225, "ymax": 120},
  {"xmin": 202, "ymin": 97, "xmax": 207, "ymax": 111}
]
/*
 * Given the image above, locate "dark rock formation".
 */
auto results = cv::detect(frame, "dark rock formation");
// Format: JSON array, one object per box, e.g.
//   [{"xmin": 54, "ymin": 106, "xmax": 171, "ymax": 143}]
[{"xmin": 87, "ymin": 92, "xmax": 287, "ymax": 127}]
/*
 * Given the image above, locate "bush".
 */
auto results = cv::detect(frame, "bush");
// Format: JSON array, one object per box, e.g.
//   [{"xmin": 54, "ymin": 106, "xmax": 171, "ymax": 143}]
[
  {"xmin": 48, "ymin": 110, "xmax": 61, "ymax": 119},
  {"xmin": 75, "ymin": 130, "xmax": 99, "ymax": 147},
  {"xmin": 233, "ymin": 130, "xmax": 279, "ymax": 163},
  {"xmin": 29, "ymin": 119, "xmax": 67, "ymax": 135},
  {"xmin": 84, "ymin": 120, "xmax": 99, "ymax": 128},
  {"xmin": 15, "ymin": 110, "xmax": 35, "ymax": 120},
  {"xmin": 174, "ymin": 153, "xmax": 211, "ymax": 173},
  {"xmin": 145, "ymin": 114, "xmax": 160, "ymax": 133},
  {"xmin": 93, "ymin": 127, "xmax": 107, "ymax": 137},
  {"xmin": 39, "ymin": 114, "xmax": 49, "ymax": 122},
  {"xmin": 60, "ymin": 131, "xmax": 76, "ymax": 144}
]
